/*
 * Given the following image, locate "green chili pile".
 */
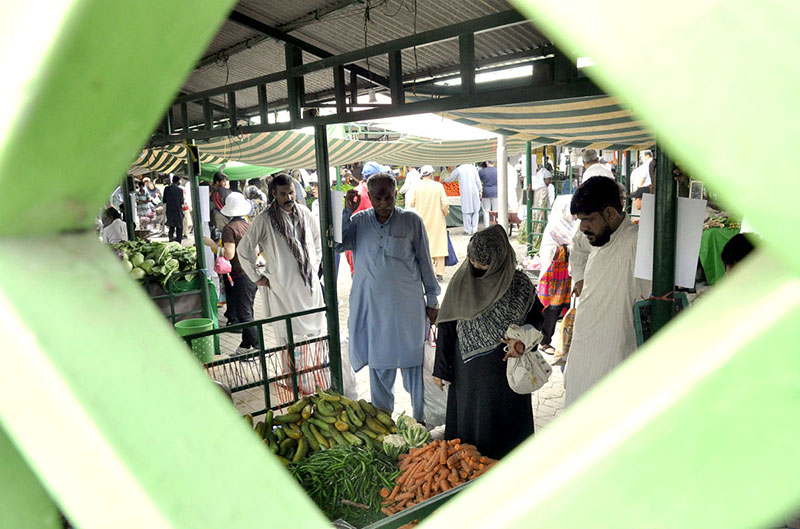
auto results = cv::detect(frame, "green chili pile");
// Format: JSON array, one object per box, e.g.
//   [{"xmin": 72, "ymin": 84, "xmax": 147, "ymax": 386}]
[{"xmin": 288, "ymin": 445, "xmax": 402, "ymax": 527}]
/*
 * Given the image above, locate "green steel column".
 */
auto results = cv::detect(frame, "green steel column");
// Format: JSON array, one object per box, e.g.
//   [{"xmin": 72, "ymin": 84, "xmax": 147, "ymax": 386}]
[
  {"xmin": 525, "ymin": 140, "xmax": 533, "ymax": 254},
  {"xmin": 651, "ymin": 145, "xmax": 677, "ymax": 334},
  {"xmin": 122, "ymin": 174, "xmax": 136, "ymax": 240},
  {"xmin": 186, "ymin": 143, "xmax": 211, "ymax": 320},
  {"xmin": 624, "ymin": 150, "xmax": 632, "ymax": 213},
  {"xmin": 313, "ymin": 125, "xmax": 344, "ymax": 392}
]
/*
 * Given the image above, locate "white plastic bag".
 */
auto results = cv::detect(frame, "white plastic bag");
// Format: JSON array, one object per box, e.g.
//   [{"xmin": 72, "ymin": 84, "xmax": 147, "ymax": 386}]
[
  {"xmin": 422, "ymin": 326, "xmax": 447, "ymax": 427},
  {"xmin": 504, "ymin": 324, "xmax": 551, "ymax": 394}
]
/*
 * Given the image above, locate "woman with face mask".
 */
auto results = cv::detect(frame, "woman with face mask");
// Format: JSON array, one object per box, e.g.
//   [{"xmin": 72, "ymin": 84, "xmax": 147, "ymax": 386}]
[{"xmin": 433, "ymin": 225, "xmax": 545, "ymax": 459}]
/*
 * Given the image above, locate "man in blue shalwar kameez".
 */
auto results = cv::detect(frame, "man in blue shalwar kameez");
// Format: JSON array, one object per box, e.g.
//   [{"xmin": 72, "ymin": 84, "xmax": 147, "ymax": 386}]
[{"xmin": 337, "ymin": 172, "xmax": 440, "ymax": 422}]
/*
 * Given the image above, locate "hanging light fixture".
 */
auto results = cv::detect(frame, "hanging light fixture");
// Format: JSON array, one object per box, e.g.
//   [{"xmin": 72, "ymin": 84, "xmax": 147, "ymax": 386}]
[{"xmin": 368, "ymin": 87, "xmax": 377, "ymax": 103}]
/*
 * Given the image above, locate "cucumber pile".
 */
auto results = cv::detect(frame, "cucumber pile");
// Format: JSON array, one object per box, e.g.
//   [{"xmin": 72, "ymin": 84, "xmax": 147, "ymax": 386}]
[{"xmin": 247, "ymin": 386, "xmax": 397, "ymax": 464}]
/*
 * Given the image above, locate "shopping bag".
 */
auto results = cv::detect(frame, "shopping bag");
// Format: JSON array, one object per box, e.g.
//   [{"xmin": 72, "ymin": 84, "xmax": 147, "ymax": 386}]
[
  {"xmin": 422, "ymin": 325, "xmax": 448, "ymax": 427},
  {"xmin": 504, "ymin": 324, "xmax": 551, "ymax": 394},
  {"xmin": 445, "ymin": 231, "xmax": 458, "ymax": 266}
]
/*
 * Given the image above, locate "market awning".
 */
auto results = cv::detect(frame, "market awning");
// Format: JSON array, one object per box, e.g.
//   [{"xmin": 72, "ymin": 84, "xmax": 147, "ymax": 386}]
[
  {"xmin": 132, "ymin": 130, "xmax": 531, "ymax": 174},
  {"xmin": 438, "ymin": 95, "xmax": 654, "ymax": 150}
]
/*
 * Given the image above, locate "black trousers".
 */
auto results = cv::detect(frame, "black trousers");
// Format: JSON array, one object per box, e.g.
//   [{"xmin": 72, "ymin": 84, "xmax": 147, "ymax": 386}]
[
  {"xmin": 541, "ymin": 303, "xmax": 568, "ymax": 346},
  {"xmin": 229, "ymin": 273, "xmax": 259, "ymax": 349},
  {"xmin": 168, "ymin": 223, "xmax": 183, "ymax": 242}
]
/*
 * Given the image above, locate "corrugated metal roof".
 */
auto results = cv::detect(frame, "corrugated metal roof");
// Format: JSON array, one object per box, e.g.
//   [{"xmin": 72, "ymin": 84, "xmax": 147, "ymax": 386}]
[{"xmin": 175, "ymin": 0, "xmax": 552, "ymax": 123}]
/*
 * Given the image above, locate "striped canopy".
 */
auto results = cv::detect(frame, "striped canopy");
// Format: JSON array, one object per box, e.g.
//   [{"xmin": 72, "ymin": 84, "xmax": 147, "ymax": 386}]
[
  {"xmin": 132, "ymin": 95, "xmax": 653, "ymax": 174},
  {"xmin": 440, "ymin": 95, "xmax": 654, "ymax": 150},
  {"xmin": 132, "ymin": 130, "xmax": 531, "ymax": 174}
]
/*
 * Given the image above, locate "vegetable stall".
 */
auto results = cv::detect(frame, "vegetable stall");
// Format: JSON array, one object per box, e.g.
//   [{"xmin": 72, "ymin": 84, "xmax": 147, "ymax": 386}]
[{"xmin": 241, "ymin": 386, "xmax": 497, "ymax": 529}]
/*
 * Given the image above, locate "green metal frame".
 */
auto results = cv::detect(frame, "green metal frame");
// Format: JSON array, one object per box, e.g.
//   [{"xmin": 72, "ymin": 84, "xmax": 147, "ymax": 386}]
[
  {"xmin": 3, "ymin": 1, "xmax": 800, "ymax": 529},
  {"xmin": 182, "ymin": 307, "xmax": 331, "ymax": 414},
  {"xmin": 525, "ymin": 140, "xmax": 533, "ymax": 255},
  {"xmin": 121, "ymin": 174, "xmax": 136, "ymax": 240},
  {"xmin": 151, "ymin": 10, "xmax": 603, "ymax": 145}
]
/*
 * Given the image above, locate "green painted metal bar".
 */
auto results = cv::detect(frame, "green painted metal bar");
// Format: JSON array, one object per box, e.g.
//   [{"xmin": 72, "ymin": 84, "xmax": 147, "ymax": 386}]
[
  {"xmin": 285, "ymin": 318, "xmax": 299, "ymax": 402},
  {"xmin": 202, "ymin": 98, "xmax": 213, "ymax": 130},
  {"xmin": 459, "ymin": 33, "xmax": 476, "ymax": 99},
  {"xmin": 257, "ymin": 84, "xmax": 268, "ymax": 125},
  {"xmin": 256, "ymin": 325, "xmax": 271, "ymax": 410},
  {"xmin": 525, "ymin": 140, "xmax": 533, "ymax": 254},
  {"xmin": 160, "ymin": 76, "xmax": 604, "ymax": 143},
  {"xmin": 651, "ymin": 145, "xmax": 676, "ymax": 334},
  {"xmin": 289, "ymin": 10, "xmax": 526, "ymax": 79},
  {"xmin": 227, "ymin": 91, "xmax": 237, "ymax": 127},
  {"xmin": 624, "ymin": 150, "xmax": 632, "ymax": 213},
  {"xmin": 284, "ymin": 43, "xmax": 304, "ymax": 127},
  {"xmin": 121, "ymin": 174, "xmax": 136, "ymax": 240},
  {"xmin": 313, "ymin": 124, "xmax": 344, "ymax": 392},
  {"xmin": 186, "ymin": 143, "xmax": 211, "ymax": 320},
  {"xmin": 333, "ymin": 64, "xmax": 347, "ymax": 115},
  {"xmin": 0, "ymin": 426, "xmax": 60, "ymax": 529},
  {"xmin": 180, "ymin": 102, "xmax": 189, "ymax": 132},
  {"xmin": 388, "ymin": 50, "xmax": 404, "ymax": 105}
]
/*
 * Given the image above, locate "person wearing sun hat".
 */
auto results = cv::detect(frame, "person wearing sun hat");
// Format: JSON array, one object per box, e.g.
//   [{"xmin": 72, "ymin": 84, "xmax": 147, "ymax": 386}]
[{"xmin": 204, "ymin": 192, "xmax": 258, "ymax": 355}]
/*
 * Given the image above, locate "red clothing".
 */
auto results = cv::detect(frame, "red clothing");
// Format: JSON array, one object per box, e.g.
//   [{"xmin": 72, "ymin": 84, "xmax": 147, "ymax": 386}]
[
  {"xmin": 354, "ymin": 182, "xmax": 373, "ymax": 213},
  {"xmin": 346, "ymin": 182, "xmax": 373, "ymax": 275}
]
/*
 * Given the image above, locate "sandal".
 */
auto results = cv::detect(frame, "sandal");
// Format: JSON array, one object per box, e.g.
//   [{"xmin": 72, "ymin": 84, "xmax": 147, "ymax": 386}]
[{"xmin": 539, "ymin": 344, "xmax": 556, "ymax": 355}]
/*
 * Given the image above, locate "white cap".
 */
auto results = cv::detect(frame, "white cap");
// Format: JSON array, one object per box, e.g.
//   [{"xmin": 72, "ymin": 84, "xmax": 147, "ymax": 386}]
[{"xmin": 420, "ymin": 165, "xmax": 435, "ymax": 176}]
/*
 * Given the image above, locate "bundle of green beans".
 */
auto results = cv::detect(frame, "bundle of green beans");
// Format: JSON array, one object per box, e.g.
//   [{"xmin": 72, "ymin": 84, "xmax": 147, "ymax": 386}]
[{"xmin": 288, "ymin": 445, "xmax": 402, "ymax": 527}]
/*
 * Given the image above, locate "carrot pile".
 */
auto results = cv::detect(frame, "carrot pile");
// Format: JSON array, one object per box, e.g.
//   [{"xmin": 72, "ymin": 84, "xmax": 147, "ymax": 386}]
[{"xmin": 378, "ymin": 439, "xmax": 497, "ymax": 516}]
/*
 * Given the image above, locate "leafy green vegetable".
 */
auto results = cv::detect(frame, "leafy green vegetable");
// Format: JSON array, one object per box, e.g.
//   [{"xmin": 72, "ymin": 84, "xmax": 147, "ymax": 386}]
[
  {"xmin": 129, "ymin": 268, "xmax": 146, "ymax": 280},
  {"xmin": 130, "ymin": 252, "xmax": 145, "ymax": 267},
  {"xmin": 112, "ymin": 240, "xmax": 198, "ymax": 287}
]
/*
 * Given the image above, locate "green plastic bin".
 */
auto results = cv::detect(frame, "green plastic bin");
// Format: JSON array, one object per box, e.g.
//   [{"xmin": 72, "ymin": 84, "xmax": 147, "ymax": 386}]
[{"xmin": 174, "ymin": 318, "xmax": 215, "ymax": 363}]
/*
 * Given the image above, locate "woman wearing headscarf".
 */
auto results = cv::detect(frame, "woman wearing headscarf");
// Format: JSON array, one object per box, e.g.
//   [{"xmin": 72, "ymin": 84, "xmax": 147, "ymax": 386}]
[{"xmin": 433, "ymin": 225, "xmax": 544, "ymax": 459}]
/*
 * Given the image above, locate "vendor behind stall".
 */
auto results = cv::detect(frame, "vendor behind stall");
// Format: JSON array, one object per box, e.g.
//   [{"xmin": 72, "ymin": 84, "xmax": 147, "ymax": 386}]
[{"xmin": 101, "ymin": 207, "xmax": 128, "ymax": 244}]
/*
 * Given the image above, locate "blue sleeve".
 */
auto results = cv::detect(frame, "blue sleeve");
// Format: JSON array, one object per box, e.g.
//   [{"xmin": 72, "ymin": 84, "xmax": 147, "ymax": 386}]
[{"xmin": 335, "ymin": 208, "xmax": 356, "ymax": 253}]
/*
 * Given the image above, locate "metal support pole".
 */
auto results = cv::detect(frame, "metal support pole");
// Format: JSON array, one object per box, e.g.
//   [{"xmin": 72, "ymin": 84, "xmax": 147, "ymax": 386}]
[
  {"xmin": 284, "ymin": 43, "xmax": 304, "ymax": 127},
  {"xmin": 525, "ymin": 141, "xmax": 533, "ymax": 254},
  {"xmin": 121, "ymin": 174, "xmax": 136, "ymax": 240},
  {"xmin": 651, "ymin": 145, "xmax": 677, "ymax": 334},
  {"xmin": 624, "ymin": 150, "xmax": 632, "ymax": 213},
  {"xmin": 497, "ymin": 136, "xmax": 508, "ymax": 231},
  {"xmin": 313, "ymin": 125, "xmax": 344, "ymax": 392},
  {"xmin": 186, "ymin": 143, "xmax": 211, "ymax": 320}
]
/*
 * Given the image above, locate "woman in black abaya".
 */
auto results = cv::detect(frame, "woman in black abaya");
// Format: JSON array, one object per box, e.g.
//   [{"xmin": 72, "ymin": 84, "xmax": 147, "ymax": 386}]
[{"xmin": 433, "ymin": 225, "xmax": 544, "ymax": 459}]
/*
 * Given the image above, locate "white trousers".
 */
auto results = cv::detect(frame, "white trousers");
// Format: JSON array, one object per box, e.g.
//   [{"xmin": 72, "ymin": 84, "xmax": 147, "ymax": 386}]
[
  {"xmin": 463, "ymin": 210, "xmax": 480, "ymax": 234},
  {"xmin": 481, "ymin": 197, "xmax": 498, "ymax": 227}
]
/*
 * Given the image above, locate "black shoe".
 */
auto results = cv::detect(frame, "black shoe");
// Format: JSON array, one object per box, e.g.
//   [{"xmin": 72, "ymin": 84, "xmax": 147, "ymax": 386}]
[{"xmin": 225, "ymin": 322, "xmax": 242, "ymax": 334}]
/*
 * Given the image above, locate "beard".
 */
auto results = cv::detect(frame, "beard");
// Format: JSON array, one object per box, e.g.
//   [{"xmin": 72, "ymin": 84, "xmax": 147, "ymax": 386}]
[{"xmin": 584, "ymin": 222, "xmax": 613, "ymax": 247}]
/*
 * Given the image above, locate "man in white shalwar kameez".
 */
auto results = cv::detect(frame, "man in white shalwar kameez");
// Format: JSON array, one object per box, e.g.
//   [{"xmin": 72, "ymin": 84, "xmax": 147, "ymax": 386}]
[
  {"xmin": 451, "ymin": 163, "xmax": 482, "ymax": 235},
  {"xmin": 237, "ymin": 173, "xmax": 326, "ymax": 347},
  {"xmin": 565, "ymin": 177, "xmax": 650, "ymax": 407},
  {"xmin": 531, "ymin": 162, "xmax": 551, "ymax": 238}
]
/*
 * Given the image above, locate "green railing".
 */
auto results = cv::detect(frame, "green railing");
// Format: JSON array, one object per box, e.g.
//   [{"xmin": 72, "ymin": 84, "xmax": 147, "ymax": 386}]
[{"xmin": 180, "ymin": 307, "xmax": 334, "ymax": 414}]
